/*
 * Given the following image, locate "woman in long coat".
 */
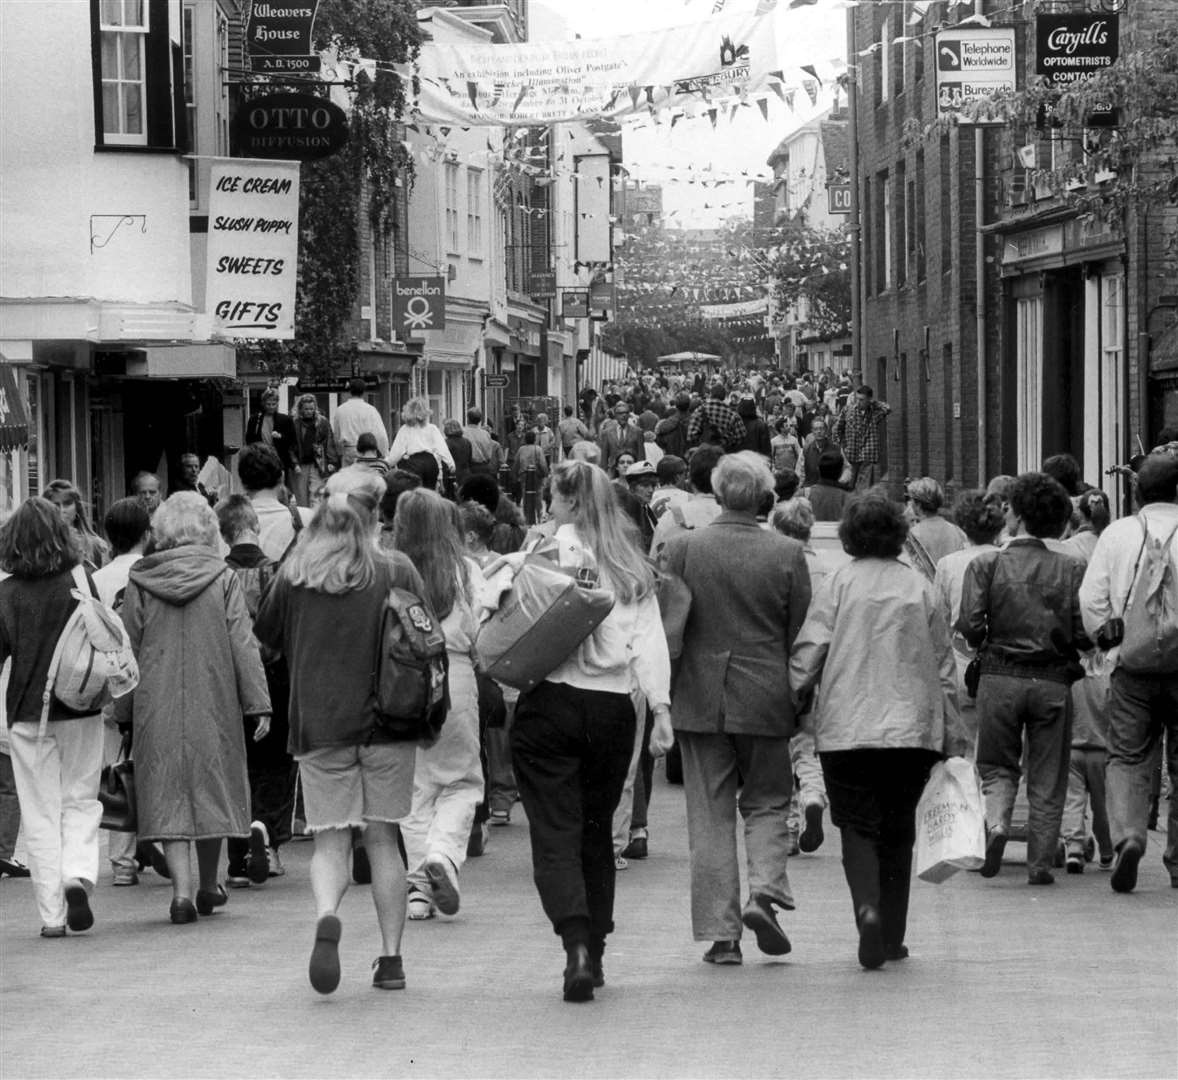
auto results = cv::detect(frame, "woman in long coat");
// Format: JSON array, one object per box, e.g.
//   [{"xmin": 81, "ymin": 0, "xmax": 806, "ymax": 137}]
[{"xmin": 120, "ymin": 492, "xmax": 270, "ymax": 925}]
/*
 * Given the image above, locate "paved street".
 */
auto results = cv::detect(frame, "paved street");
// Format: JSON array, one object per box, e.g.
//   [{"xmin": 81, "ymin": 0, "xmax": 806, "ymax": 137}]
[{"xmin": 1, "ymin": 773, "xmax": 1174, "ymax": 1080}]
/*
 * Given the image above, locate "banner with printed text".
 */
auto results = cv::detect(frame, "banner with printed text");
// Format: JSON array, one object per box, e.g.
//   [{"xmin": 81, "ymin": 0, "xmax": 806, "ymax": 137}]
[
  {"xmin": 206, "ymin": 159, "xmax": 300, "ymax": 339},
  {"xmin": 412, "ymin": 13, "xmax": 783, "ymax": 125}
]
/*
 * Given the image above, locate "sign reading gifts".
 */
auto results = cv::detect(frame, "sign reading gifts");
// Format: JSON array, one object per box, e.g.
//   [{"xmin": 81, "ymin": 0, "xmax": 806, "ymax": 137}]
[{"xmin": 206, "ymin": 160, "xmax": 300, "ymax": 339}]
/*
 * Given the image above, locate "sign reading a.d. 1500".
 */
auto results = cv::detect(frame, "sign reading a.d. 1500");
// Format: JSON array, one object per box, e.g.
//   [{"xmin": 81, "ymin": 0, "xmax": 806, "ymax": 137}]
[
  {"xmin": 392, "ymin": 277, "xmax": 446, "ymax": 334},
  {"xmin": 935, "ymin": 26, "xmax": 1016, "ymax": 121},
  {"xmin": 247, "ymin": 0, "xmax": 322, "ymax": 73}
]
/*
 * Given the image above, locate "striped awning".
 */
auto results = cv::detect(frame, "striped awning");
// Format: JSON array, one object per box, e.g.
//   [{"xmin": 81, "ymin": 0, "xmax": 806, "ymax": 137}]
[{"xmin": 0, "ymin": 362, "xmax": 30, "ymax": 452}]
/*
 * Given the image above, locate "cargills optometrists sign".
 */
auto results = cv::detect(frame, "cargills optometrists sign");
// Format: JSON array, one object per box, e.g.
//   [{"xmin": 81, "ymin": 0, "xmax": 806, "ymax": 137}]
[
  {"xmin": 206, "ymin": 160, "xmax": 300, "ymax": 340},
  {"xmin": 247, "ymin": 0, "xmax": 322, "ymax": 74},
  {"xmin": 1036, "ymin": 14, "xmax": 1119, "ymax": 86}
]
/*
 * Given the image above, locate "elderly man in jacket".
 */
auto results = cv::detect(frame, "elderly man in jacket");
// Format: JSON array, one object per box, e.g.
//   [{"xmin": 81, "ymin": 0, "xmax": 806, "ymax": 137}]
[{"xmin": 660, "ymin": 452, "xmax": 812, "ymax": 964}]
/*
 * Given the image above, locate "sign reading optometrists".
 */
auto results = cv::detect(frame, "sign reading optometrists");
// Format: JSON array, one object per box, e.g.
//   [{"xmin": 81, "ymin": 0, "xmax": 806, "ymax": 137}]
[
  {"xmin": 935, "ymin": 26, "xmax": 1016, "ymax": 120},
  {"xmin": 206, "ymin": 159, "xmax": 300, "ymax": 339},
  {"xmin": 392, "ymin": 277, "xmax": 447, "ymax": 335},
  {"xmin": 1035, "ymin": 14, "xmax": 1119, "ymax": 86}
]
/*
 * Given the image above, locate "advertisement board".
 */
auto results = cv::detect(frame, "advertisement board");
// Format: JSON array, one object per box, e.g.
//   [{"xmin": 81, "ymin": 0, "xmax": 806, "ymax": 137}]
[
  {"xmin": 1035, "ymin": 14, "xmax": 1119, "ymax": 86},
  {"xmin": 247, "ymin": 1, "xmax": 321, "ymax": 73},
  {"xmin": 392, "ymin": 277, "xmax": 447, "ymax": 335},
  {"xmin": 935, "ymin": 27, "xmax": 1017, "ymax": 120}
]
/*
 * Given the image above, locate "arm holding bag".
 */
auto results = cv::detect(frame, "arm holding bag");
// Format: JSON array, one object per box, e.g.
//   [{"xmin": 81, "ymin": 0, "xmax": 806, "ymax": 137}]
[{"xmin": 914, "ymin": 757, "xmax": 985, "ymax": 883}]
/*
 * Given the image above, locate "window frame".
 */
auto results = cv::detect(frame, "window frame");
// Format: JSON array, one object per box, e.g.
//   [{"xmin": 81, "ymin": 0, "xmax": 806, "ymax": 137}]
[
  {"xmin": 466, "ymin": 167, "xmax": 484, "ymax": 258},
  {"xmin": 444, "ymin": 161, "xmax": 462, "ymax": 256},
  {"xmin": 98, "ymin": 0, "xmax": 150, "ymax": 147}
]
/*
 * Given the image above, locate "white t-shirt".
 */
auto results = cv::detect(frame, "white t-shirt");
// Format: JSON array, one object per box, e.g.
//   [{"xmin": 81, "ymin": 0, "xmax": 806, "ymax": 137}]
[{"xmin": 91, "ymin": 553, "xmax": 142, "ymax": 607}]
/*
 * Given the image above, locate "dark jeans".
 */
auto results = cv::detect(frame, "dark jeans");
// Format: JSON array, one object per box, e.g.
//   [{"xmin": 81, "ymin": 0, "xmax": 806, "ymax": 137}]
[
  {"xmin": 511, "ymin": 681, "xmax": 636, "ymax": 951},
  {"xmin": 820, "ymin": 748, "xmax": 940, "ymax": 949},
  {"xmin": 227, "ymin": 701, "xmax": 296, "ymax": 867},
  {"xmin": 631, "ymin": 707, "xmax": 655, "ymax": 833},
  {"xmin": 1106, "ymin": 669, "xmax": 1178, "ymax": 878},
  {"xmin": 976, "ymin": 673, "xmax": 1072, "ymax": 874}
]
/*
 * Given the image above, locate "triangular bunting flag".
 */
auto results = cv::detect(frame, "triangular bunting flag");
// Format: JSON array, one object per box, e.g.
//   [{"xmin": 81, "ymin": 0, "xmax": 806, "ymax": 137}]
[{"xmin": 769, "ymin": 83, "xmax": 785, "ymax": 102}]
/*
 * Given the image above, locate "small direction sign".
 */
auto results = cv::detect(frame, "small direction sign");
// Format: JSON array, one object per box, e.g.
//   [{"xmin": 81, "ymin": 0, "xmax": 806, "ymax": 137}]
[
  {"xmin": 828, "ymin": 182, "xmax": 852, "ymax": 214},
  {"xmin": 935, "ymin": 27, "xmax": 1016, "ymax": 121},
  {"xmin": 483, "ymin": 373, "xmax": 510, "ymax": 389}
]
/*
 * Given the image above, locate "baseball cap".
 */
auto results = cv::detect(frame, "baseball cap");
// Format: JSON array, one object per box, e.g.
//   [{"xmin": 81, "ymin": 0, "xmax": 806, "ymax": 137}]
[{"xmin": 624, "ymin": 461, "xmax": 657, "ymax": 480}]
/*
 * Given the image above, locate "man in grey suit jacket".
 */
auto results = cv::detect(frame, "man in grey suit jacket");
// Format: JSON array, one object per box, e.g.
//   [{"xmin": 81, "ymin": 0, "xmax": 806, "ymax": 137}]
[{"xmin": 660, "ymin": 452, "xmax": 812, "ymax": 964}]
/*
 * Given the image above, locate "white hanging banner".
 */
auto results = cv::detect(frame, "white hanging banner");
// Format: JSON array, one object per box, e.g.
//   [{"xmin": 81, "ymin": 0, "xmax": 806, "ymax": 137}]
[
  {"xmin": 699, "ymin": 297, "xmax": 769, "ymax": 319},
  {"xmin": 412, "ymin": 13, "xmax": 783, "ymax": 125},
  {"xmin": 205, "ymin": 159, "xmax": 300, "ymax": 340}
]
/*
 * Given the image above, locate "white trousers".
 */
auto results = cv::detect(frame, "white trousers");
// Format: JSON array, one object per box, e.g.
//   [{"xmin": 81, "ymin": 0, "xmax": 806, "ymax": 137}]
[
  {"xmin": 8, "ymin": 718, "xmax": 104, "ymax": 928},
  {"xmin": 401, "ymin": 657, "xmax": 484, "ymax": 892}
]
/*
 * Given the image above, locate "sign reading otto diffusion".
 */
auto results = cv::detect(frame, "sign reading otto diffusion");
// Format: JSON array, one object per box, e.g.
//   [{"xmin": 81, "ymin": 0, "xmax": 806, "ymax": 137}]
[
  {"xmin": 206, "ymin": 159, "xmax": 300, "ymax": 339},
  {"xmin": 935, "ymin": 27, "xmax": 1016, "ymax": 120}
]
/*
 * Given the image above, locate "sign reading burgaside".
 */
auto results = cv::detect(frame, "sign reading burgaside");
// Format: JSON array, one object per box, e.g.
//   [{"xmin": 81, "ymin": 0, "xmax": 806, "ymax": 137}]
[
  {"xmin": 206, "ymin": 160, "xmax": 300, "ymax": 340},
  {"xmin": 935, "ymin": 27, "xmax": 1017, "ymax": 121},
  {"xmin": 392, "ymin": 277, "xmax": 447, "ymax": 335}
]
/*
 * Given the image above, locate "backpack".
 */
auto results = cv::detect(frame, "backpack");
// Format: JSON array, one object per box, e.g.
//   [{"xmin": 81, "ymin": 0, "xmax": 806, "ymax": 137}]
[
  {"xmin": 1118, "ymin": 514, "xmax": 1178, "ymax": 675},
  {"xmin": 373, "ymin": 587, "xmax": 450, "ymax": 746},
  {"xmin": 42, "ymin": 565, "xmax": 139, "ymax": 735},
  {"xmin": 230, "ymin": 559, "xmax": 283, "ymax": 667}
]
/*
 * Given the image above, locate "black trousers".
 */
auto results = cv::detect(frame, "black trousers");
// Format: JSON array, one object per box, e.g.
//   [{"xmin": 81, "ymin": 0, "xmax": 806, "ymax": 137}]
[
  {"xmin": 820, "ymin": 748, "xmax": 939, "ymax": 949},
  {"xmin": 511, "ymin": 681, "xmax": 636, "ymax": 952}
]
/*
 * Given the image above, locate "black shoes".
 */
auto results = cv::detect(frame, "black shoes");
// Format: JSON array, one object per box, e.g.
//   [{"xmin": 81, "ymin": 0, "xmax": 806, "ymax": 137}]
[
  {"xmin": 563, "ymin": 944, "xmax": 595, "ymax": 1002},
  {"xmin": 980, "ymin": 829, "xmax": 1007, "ymax": 878},
  {"xmin": 622, "ymin": 835, "xmax": 648, "ymax": 860},
  {"xmin": 884, "ymin": 944, "xmax": 909, "ymax": 961},
  {"xmin": 702, "ymin": 940, "xmax": 743, "ymax": 965},
  {"xmin": 372, "ymin": 955, "xmax": 406, "ymax": 990},
  {"xmin": 740, "ymin": 894, "xmax": 792, "ymax": 956},
  {"xmin": 857, "ymin": 905, "xmax": 886, "ymax": 970},
  {"xmin": 1027, "ymin": 869, "xmax": 1055, "ymax": 886},
  {"xmin": 136, "ymin": 842, "xmax": 171, "ymax": 879},
  {"xmin": 169, "ymin": 898, "xmax": 198, "ymax": 924},
  {"xmin": 799, "ymin": 804, "xmax": 825, "ymax": 854},
  {"xmin": 195, "ymin": 884, "xmax": 228, "ymax": 915},
  {"xmin": 0, "ymin": 857, "xmax": 30, "ymax": 878},
  {"xmin": 309, "ymin": 914, "xmax": 342, "ymax": 995},
  {"xmin": 64, "ymin": 882, "xmax": 94, "ymax": 933},
  {"xmin": 1111, "ymin": 839, "xmax": 1143, "ymax": 894}
]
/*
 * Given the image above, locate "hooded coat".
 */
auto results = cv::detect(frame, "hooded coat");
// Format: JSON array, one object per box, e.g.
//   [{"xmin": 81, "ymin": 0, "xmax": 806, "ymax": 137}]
[{"xmin": 121, "ymin": 545, "xmax": 270, "ymax": 841}]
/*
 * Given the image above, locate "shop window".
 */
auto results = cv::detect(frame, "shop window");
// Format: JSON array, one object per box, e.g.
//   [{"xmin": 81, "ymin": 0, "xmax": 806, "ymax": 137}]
[
  {"xmin": 445, "ymin": 163, "xmax": 461, "ymax": 255},
  {"xmin": 467, "ymin": 168, "xmax": 484, "ymax": 258},
  {"xmin": 92, "ymin": 0, "xmax": 183, "ymax": 150},
  {"xmin": 897, "ymin": 161, "xmax": 908, "ymax": 287}
]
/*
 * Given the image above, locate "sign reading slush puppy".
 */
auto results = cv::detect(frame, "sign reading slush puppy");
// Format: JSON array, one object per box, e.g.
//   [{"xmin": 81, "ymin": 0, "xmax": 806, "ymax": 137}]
[
  {"xmin": 206, "ymin": 159, "xmax": 300, "ymax": 339},
  {"xmin": 393, "ymin": 277, "xmax": 446, "ymax": 334}
]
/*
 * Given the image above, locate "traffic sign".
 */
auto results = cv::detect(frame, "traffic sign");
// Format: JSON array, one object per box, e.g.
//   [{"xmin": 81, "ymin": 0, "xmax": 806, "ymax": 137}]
[
  {"xmin": 483, "ymin": 373, "xmax": 510, "ymax": 389},
  {"xmin": 935, "ymin": 27, "xmax": 1016, "ymax": 122}
]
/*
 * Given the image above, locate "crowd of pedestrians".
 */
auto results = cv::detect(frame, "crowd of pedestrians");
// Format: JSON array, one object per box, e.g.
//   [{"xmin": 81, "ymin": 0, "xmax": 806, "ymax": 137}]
[{"xmin": 0, "ymin": 363, "xmax": 1174, "ymax": 1005}]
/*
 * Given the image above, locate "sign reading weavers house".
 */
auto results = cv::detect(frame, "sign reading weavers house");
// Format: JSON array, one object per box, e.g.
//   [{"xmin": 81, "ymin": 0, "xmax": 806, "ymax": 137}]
[
  {"xmin": 206, "ymin": 159, "xmax": 300, "ymax": 339},
  {"xmin": 247, "ymin": 0, "xmax": 322, "ymax": 74}
]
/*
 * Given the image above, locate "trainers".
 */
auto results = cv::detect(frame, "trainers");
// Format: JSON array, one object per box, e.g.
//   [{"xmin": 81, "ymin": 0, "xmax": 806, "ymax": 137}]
[
  {"xmin": 1111, "ymin": 839, "xmax": 1143, "ymax": 894},
  {"xmin": 309, "ymin": 914, "xmax": 342, "ymax": 995},
  {"xmin": 64, "ymin": 881, "xmax": 94, "ymax": 933},
  {"xmin": 784, "ymin": 831, "xmax": 800, "ymax": 857},
  {"xmin": 1098, "ymin": 853, "xmax": 1115, "ymax": 871},
  {"xmin": 40, "ymin": 925, "xmax": 67, "ymax": 939},
  {"xmin": 799, "ymin": 803, "xmax": 825, "ymax": 853},
  {"xmin": 614, "ymin": 854, "xmax": 629, "ymax": 871},
  {"xmin": 1065, "ymin": 852, "xmax": 1085, "ymax": 875},
  {"xmin": 112, "ymin": 867, "xmax": 138, "ymax": 887},
  {"xmin": 247, "ymin": 823, "xmax": 270, "ymax": 885},
  {"xmin": 226, "ymin": 865, "xmax": 252, "ymax": 889},
  {"xmin": 489, "ymin": 808, "xmax": 511, "ymax": 827},
  {"xmin": 425, "ymin": 855, "xmax": 460, "ymax": 916},
  {"xmin": 980, "ymin": 828, "xmax": 1007, "ymax": 878},
  {"xmin": 372, "ymin": 955, "xmax": 406, "ymax": 990},
  {"xmin": 407, "ymin": 887, "xmax": 434, "ymax": 920},
  {"xmin": 267, "ymin": 847, "xmax": 285, "ymax": 878}
]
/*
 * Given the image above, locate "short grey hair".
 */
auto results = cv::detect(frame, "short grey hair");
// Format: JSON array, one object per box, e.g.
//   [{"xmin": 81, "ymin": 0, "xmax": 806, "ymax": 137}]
[
  {"xmin": 712, "ymin": 451, "xmax": 776, "ymax": 514},
  {"xmin": 151, "ymin": 492, "xmax": 219, "ymax": 551},
  {"xmin": 771, "ymin": 496, "xmax": 814, "ymax": 543}
]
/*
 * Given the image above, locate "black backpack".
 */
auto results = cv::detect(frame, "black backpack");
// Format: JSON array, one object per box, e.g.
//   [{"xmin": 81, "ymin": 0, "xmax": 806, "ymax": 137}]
[{"xmin": 373, "ymin": 587, "xmax": 450, "ymax": 746}]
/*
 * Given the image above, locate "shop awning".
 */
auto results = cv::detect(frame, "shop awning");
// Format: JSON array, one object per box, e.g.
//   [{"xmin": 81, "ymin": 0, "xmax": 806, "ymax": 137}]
[{"xmin": 0, "ymin": 361, "xmax": 30, "ymax": 452}]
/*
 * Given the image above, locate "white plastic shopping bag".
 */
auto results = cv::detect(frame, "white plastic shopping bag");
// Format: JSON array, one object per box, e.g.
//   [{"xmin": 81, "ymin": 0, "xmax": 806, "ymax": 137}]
[{"xmin": 915, "ymin": 757, "xmax": 985, "ymax": 883}]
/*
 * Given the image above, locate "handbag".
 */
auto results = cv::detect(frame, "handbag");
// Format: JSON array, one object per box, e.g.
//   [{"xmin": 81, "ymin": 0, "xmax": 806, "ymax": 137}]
[{"xmin": 98, "ymin": 733, "xmax": 137, "ymax": 833}]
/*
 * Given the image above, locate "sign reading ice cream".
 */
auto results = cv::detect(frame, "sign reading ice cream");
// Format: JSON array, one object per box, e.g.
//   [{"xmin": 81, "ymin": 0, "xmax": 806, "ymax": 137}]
[{"xmin": 206, "ymin": 159, "xmax": 300, "ymax": 339}]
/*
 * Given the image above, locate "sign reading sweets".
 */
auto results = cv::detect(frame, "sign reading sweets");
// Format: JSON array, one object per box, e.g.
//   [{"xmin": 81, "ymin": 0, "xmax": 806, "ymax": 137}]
[
  {"xmin": 412, "ymin": 12, "xmax": 782, "ymax": 125},
  {"xmin": 206, "ymin": 160, "xmax": 300, "ymax": 339},
  {"xmin": 1035, "ymin": 14, "xmax": 1119, "ymax": 86},
  {"xmin": 232, "ymin": 93, "xmax": 348, "ymax": 161},
  {"xmin": 247, "ymin": 0, "xmax": 322, "ymax": 74},
  {"xmin": 935, "ymin": 27, "xmax": 1016, "ymax": 120},
  {"xmin": 392, "ymin": 277, "xmax": 446, "ymax": 335}
]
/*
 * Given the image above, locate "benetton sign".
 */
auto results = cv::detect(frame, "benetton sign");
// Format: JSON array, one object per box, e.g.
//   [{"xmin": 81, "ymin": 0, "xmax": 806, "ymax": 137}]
[
  {"xmin": 392, "ymin": 277, "xmax": 446, "ymax": 334},
  {"xmin": 232, "ymin": 93, "xmax": 348, "ymax": 161},
  {"xmin": 1035, "ymin": 14, "xmax": 1119, "ymax": 85},
  {"xmin": 247, "ymin": 0, "xmax": 322, "ymax": 73}
]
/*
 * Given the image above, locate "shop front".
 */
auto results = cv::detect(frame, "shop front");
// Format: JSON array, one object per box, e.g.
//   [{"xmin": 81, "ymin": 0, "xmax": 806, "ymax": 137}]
[{"xmin": 999, "ymin": 216, "xmax": 1126, "ymax": 504}]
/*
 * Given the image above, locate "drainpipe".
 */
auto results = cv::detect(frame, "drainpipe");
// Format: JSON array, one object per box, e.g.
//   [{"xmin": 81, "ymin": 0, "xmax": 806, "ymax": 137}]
[
  {"xmin": 974, "ymin": 0, "xmax": 988, "ymax": 484},
  {"xmin": 847, "ymin": 5, "xmax": 863, "ymax": 378}
]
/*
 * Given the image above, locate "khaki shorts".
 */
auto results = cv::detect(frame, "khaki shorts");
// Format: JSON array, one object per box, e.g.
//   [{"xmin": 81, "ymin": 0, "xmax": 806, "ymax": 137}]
[{"xmin": 297, "ymin": 741, "xmax": 415, "ymax": 832}]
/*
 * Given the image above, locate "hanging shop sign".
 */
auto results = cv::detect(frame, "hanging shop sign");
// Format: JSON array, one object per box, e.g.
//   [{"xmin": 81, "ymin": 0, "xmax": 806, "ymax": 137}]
[
  {"xmin": 589, "ymin": 280, "xmax": 616, "ymax": 311},
  {"xmin": 562, "ymin": 290, "xmax": 590, "ymax": 318},
  {"xmin": 827, "ymin": 182, "xmax": 852, "ymax": 214},
  {"xmin": 232, "ymin": 93, "xmax": 348, "ymax": 161},
  {"xmin": 1035, "ymin": 14, "xmax": 1119, "ymax": 86},
  {"xmin": 392, "ymin": 277, "xmax": 447, "ymax": 335},
  {"xmin": 247, "ymin": 0, "xmax": 322, "ymax": 73},
  {"xmin": 529, "ymin": 271, "xmax": 557, "ymax": 299},
  {"xmin": 412, "ymin": 12, "xmax": 784, "ymax": 125},
  {"xmin": 934, "ymin": 27, "xmax": 1016, "ymax": 120},
  {"xmin": 206, "ymin": 159, "xmax": 300, "ymax": 340}
]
